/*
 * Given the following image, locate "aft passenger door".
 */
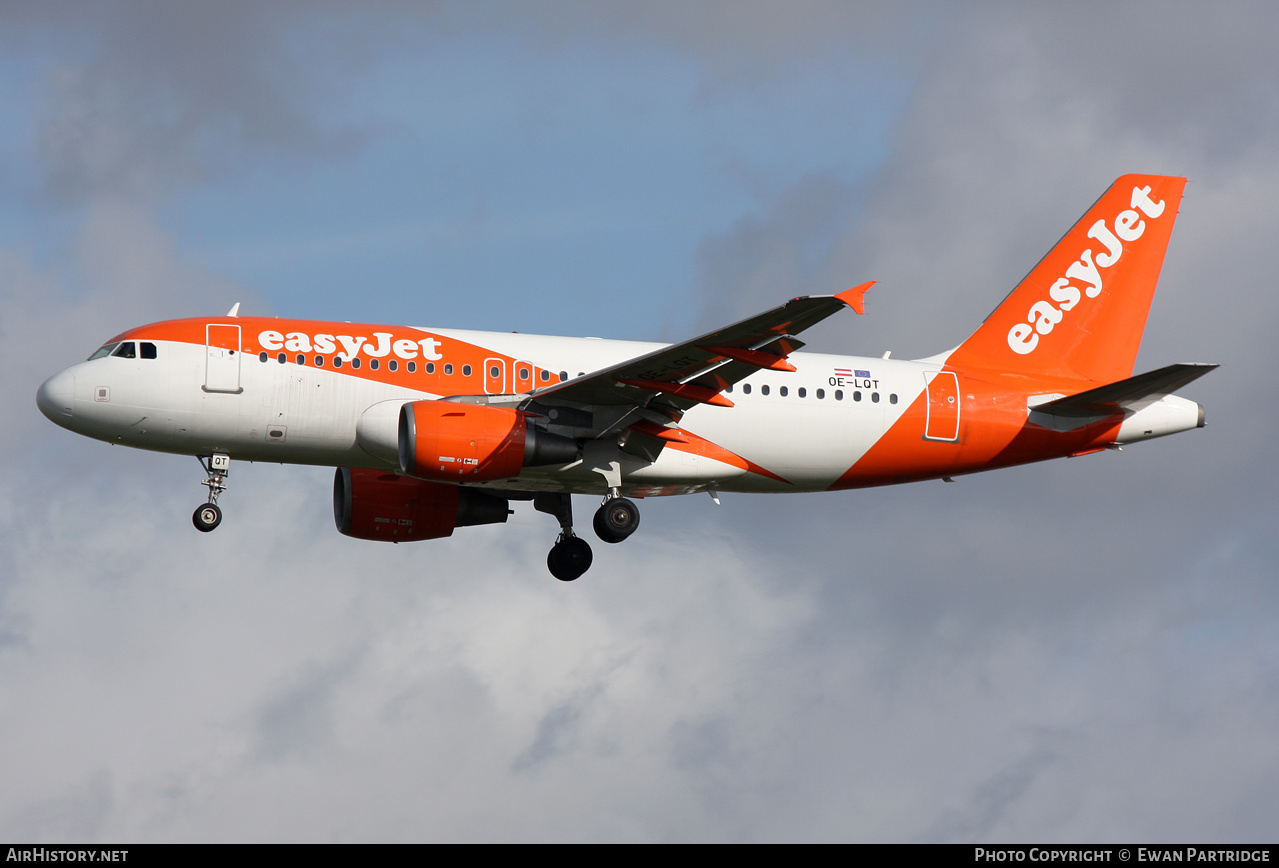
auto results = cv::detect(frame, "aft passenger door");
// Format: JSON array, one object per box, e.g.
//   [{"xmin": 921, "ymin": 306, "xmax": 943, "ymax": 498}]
[
  {"xmin": 923, "ymin": 370, "xmax": 960, "ymax": 442},
  {"xmin": 205, "ymin": 324, "xmax": 243, "ymax": 394}
]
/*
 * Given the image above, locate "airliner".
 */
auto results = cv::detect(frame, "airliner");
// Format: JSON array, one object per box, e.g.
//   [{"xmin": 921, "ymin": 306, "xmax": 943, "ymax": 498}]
[{"xmin": 36, "ymin": 175, "xmax": 1214, "ymax": 580}]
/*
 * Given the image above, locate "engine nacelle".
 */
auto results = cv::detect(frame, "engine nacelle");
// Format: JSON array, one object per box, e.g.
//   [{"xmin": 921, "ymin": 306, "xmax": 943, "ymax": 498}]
[
  {"xmin": 333, "ymin": 467, "xmax": 511, "ymax": 542},
  {"xmin": 398, "ymin": 400, "xmax": 578, "ymax": 482}
]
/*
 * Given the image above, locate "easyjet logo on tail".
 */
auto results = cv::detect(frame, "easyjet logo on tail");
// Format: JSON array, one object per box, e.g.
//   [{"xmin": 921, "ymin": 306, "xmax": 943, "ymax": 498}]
[{"xmin": 1007, "ymin": 185, "xmax": 1166, "ymax": 355}]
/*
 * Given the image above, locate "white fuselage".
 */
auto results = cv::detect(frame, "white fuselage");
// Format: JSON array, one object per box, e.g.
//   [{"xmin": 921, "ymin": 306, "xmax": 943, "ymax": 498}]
[{"xmin": 38, "ymin": 326, "xmax": 930, "ymax": 496}]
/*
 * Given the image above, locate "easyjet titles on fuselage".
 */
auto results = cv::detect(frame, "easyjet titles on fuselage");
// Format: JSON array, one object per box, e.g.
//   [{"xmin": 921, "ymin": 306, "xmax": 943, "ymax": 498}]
[
  {"xmin": 257, "ymin": 330, "xmax": 444, "ymax": 361},
  {"xmin": 1007, "ymin": 184, "xmax": 1167, "ymax": 356}
]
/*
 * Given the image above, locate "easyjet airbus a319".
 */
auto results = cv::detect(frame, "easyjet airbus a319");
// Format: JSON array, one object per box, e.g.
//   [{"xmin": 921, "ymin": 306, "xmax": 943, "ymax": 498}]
[{"xmin": 37, "ymin": 175, "xmax": 1214, "ymax": 580}]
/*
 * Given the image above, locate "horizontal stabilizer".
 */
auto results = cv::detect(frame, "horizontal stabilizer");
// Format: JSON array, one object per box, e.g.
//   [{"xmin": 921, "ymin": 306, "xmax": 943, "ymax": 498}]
[{"xmin": 1033, "ymin": 363, "xmax": 1218, "ymax": 418}]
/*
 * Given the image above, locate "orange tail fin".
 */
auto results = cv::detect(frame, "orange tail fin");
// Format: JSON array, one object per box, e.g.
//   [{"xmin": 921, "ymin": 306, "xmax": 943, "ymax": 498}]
[{"xmin": 946, "ymin": 175, "xmax": 1186, "ymax": 383}]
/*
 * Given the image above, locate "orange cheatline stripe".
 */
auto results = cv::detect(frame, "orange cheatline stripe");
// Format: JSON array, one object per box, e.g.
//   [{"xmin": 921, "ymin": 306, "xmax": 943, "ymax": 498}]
[{"xmin": 627, "ymin": 419, "xmax": 791, "ymax": 484}]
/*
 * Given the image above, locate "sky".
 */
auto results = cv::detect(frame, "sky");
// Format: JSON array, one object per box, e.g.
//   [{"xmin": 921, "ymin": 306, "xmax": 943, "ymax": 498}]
[{"xmin": 1, "ymin": 1, "xmax": 1276, "ymax": 843}]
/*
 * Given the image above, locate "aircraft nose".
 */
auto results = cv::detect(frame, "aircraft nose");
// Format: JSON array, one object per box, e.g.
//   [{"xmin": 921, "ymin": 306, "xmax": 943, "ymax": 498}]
[{"xmin": 36, "ymin": 368, "xmax": 76, "ymax": 422}]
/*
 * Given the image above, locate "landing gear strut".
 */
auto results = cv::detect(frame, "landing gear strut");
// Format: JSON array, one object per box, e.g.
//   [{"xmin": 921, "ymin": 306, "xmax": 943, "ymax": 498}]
[
  {"xmin": 193, "ymin": 453, "xmax": 230, "ymax": 533},
  {"xmin": 536, "ymin": 493, "xmax": 593, "ymax": 581},
  {"xmin": 593, "ymin": 492, "xmax": 640, "ymax": 544}
]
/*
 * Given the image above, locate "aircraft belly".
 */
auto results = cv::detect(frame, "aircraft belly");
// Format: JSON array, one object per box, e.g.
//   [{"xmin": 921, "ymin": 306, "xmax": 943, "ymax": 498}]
[
  {"xmin": 233, "ymin": 361, "xmax": 427, "ymax": 464},
  {"xmin": 626, "ymin": 448, "xmax": 747, "ymax": 485}
]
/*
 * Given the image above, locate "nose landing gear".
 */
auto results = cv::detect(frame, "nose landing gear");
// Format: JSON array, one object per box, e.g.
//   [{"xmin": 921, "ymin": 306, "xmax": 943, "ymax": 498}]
[{"xmin": 193, "ymin": 453, "xmax": 230, "ymax": 533}]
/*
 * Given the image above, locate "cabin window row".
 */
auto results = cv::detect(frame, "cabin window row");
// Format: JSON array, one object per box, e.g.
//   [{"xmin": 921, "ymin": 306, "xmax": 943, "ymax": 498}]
[
  {"xmin": 726, "ymin": 383, "xmax": 898, "ymax": 404},
  {"xmin": 260, "ymin": 351, "xmax": 428, "ymax": 372},
  {"xmin": 258, "ymin": 352, "xmax": 567, "ymax": 383}
]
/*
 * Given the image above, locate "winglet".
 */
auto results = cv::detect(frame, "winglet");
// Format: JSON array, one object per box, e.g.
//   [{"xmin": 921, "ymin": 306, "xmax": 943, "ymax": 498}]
[
  {"xmin": 835, "ymin": 281, "xmax": 874, "ymax": 315},
  {"xmin": 226, "ymin": 302, "xmax": 241, "ymax": 317}
]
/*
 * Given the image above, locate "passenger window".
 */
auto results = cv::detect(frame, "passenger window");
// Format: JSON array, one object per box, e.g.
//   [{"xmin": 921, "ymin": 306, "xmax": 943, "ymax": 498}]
[
  {"xmin": 369, "ymin": 359, "xmax": 379, "ymax": 370},
  {"xmin": 816, "ymin": 389, "xmax": 825, "ymax": 399},
  {"xmin": 854, "ymin": 391, "xmax": 861, "ymax": 402},
  {"xmin": 315, "ymin": 356, "xmax": 324, "ymax": 367},
  {"xmin": 780, "ymin": 386, "xmax": 788, "ymax": 397},
  {"xmin": 462, "ymin": 365, "xmax": 472, "ymax": 376},
  {"xmin": 333, "ymin": 356, "xmax": 343, "ymax": 368},
  {"xmin": 388, "ymin": 360, "xmax": 398, "ymax": 372},
  {"xmin": 259, "ymin": 352, "xmax": 268, "ymax": 363},
  {"xmin": 444, "ymin": 363, "xmax": 453, "ymax": 375},
  {"xmin": 540, "ymin": 370, "xmax": 550, "ymax": 382},
  {"xmin": 141, "ymin": 342, "xmax": 157, "ymax": 359},
  {"xmin": 872, "ymin": 392, "xmax": 880, "ymax": 403},
  {"xmin": 408, "ymin": 361, "xmax": 417, "ymax": 373},
  {"xmin": 491, "ymin": 365, "xmax": 501, "ymax": 378},
  {"xmin": 761, "ymin": 385, "xmax": 770, "ymax": 396},
  {"xmin": 835, "ymin": 390, "xmax": 843, "ymax": 400},
  {"xmin": 297, "ymin": 354, "xmax": 306, "ymax": 366},
  {"xmin": 559, "ymin": 371, "xmax": 568, "ymax": 382},
  {"xmin": 424, "ymin": 362, "xmax": 433, "ymax": 374},
  {"xmin": 112, "ymin": 342, "xmax": 137, "ymax": 359},
  {"xmin": 351, "ymin": 358, "xmax": 361, "ymax": 369},
  {"xmin": 277, "ymin": 353, "xmax": 286, "ymax": 364},
  {"xmin": 798, "ymin": 387, "xmax": 807, "ymax": 398},
  {"xmin": 890, "ymin": 394, "xmax": 898, "ymax": 404},
  {"xmin": 742, "ymin": 384, "xmax": 752, "ymax": 395}
]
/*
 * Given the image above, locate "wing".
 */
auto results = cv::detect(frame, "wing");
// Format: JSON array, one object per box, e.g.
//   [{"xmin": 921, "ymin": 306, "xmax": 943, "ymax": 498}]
[
  {"xmin": 524, "ymin": 282, "xmax": 873, "ymax": 416},
  {"xmin": 503, "ymin": 283, "xmax": 871, "ymax": 465}
]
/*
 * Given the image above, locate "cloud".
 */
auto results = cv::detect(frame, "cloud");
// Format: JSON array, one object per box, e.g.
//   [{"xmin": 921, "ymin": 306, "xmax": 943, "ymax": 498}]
[{"xmin": 7, "ymin": 2, "xmax": 385, "ymax": 205}]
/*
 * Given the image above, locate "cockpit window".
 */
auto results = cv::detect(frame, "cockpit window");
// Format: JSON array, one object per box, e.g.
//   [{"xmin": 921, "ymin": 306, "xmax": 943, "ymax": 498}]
[
  {"xmin": 140, "ymin": 342, "xmax": 157, "ymax": 359},
  {"xmin": 88, "ymin": 342, "xmax": 119, "ymax": 361},
  {"xmin": 111, "ymin": 342, "xmax": 137, "ymax": 359}
]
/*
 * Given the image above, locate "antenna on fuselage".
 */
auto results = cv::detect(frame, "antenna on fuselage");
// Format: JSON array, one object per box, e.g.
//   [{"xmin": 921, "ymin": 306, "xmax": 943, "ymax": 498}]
[{"xmin": 226, "ymin": 302, "xmax": 241, "ymax": 317}]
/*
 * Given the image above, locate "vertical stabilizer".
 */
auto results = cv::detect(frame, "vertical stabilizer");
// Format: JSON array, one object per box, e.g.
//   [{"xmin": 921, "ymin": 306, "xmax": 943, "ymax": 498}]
[{"xmin": 946, "ymin": 175, "xmax": 1186, "ymax": 383}]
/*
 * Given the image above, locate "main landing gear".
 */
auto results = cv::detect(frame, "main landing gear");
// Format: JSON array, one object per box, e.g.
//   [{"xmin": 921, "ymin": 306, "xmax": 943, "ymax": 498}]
[
  {"xmin": 193, "ymin": 453, "xmax": 230, "ymax": 533},
  {"xmin": 535, "ymin": 491, "xmax": 642, "ymax": 581},
  {"xmin": 536, "ymin": 493, "xmax": 591, "ymax": 581},
  {"xmin": 593, "ymin": 492, "xmax": 640, "ymax": 544}
]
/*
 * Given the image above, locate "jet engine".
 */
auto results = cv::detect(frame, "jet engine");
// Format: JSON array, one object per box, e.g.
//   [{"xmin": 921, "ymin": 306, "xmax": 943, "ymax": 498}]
[
  {"xmin": 398, "ymin": 400, "xmax": 578, "ymax": 482},
  {"xmin": 333, "ymin": 467, "xmax": 511, "ymax": 542}
]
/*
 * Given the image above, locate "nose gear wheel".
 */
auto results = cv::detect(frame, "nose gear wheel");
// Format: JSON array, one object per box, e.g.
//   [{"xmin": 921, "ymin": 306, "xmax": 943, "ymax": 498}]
[
  {"xmin": 193, "ymin": 502, "xmax": 222, "ymax": 532},
  {"xmin": 194, "ymin": 454, "xmax": 230, "ymax": 533}
]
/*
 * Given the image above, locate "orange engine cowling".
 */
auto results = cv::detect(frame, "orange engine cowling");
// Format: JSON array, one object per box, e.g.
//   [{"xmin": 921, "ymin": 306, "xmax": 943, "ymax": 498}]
[
  {"xmin": 333, "ymin": 467, "xmax": 511, "ymax": 542},
  {"xmin": 398, "ymin": 400, "xmax": 578, "ymax": 482}
]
